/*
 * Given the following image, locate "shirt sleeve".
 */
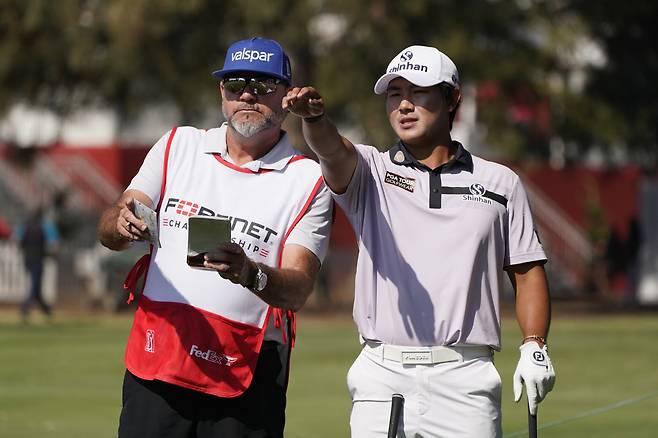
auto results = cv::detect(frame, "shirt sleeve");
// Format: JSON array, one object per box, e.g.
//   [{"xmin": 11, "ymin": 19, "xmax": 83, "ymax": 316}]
[
  {"xmin": 286, "ymin": 182, "xmax": 333, "ymax": 263},
  {"xmin": 505, "ymin": 176, "xmax": 547, "ymax": 267},
  {"xmin": 126, "ymin": 130, "xmax": 171, "ymax": 206},
  {"xmin": 329, "ymin": 144, "xmax": 372, "ymax": 222}
]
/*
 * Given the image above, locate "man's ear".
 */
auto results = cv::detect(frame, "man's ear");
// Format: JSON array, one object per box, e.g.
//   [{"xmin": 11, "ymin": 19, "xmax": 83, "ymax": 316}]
[{"xmin": 448, "ymin": 87, "xmax": 462, "ymax": 112}]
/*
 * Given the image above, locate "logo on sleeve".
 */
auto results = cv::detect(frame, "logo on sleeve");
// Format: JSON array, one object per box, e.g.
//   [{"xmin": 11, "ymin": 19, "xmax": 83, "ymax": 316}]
[{"xmin": 385, "ymin": 171, "xmax": 416, "ymax": 192}]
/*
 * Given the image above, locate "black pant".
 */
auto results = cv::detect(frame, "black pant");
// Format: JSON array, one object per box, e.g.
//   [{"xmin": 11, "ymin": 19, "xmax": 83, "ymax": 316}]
[
  {"xmin": 21, "ymin": 262, "xmax": 51, "ymax": 318},
  {"xmin": 118, "ymin": 342, "xmax": 288, "ymax": 438}
]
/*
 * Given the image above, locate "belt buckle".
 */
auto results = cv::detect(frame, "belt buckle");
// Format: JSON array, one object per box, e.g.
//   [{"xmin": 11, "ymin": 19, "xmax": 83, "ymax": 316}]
[{"xmin": 401, "ymin": 350, "xmax": 432, "ymax": 364}]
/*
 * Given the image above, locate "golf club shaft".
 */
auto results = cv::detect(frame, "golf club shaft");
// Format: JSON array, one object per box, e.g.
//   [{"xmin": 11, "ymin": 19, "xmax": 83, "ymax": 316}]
[
  {"xmin": 528, "ymin": 405, "xmax": 537, "ymax": 438},
  {"xmin": 387, "ymin": 393, "xmax": 404, "ymax": 438}
]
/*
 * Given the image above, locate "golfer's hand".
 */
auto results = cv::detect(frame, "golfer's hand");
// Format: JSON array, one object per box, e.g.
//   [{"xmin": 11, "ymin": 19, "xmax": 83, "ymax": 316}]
[
  {"xmin": 117, "ymin": 198, "xmax": 147, "ymax": 242},
  {"xmin": 204, "ymin": 243, "xmax": 254, "ymax": 287},
  {"xmin": 513, "ymin": 341, "xmax": 555, "ymax": 415},
  {"xmin": 283, "ymin": 86, "xmax": 325, "ymax": 119}
]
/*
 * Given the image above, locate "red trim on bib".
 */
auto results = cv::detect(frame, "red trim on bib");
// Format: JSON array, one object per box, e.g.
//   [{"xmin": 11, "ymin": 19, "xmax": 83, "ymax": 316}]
[
  {"xmin": 271, "ymin": 175, "xmax": 324, "ymax": 346},
  {"xmin": 212, "ymin": 153, "xmax": 310, "ymax": 174},
  {"xmin": 276, "ymin": 176, "xmax": 324, "ymax": 266},
  {"xmin": 123, "ymin": 128, "xmax": 177, "ymax": 304},
  {"xmin": 123, "ymin": 253, "xmax": 151, "ymax": 304},
  {"xmin": 158, "ymin": 127, "xmax": 177, "ymax": 211},
  {"xmin": 213, "ymin": 154, "xmax": 258, "ymax": 174}
]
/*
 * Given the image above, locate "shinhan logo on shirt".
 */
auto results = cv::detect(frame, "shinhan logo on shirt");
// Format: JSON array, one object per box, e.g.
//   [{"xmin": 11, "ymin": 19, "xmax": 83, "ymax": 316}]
[
  {"xmin": 463, "ymin": 183, "xmax": 492, "ymax": 205},
  {"xmin": 469, "ymin": 183, "xmax": 486, "ymax": 196},
  {"xmin": 189, "ymin": 344, "xmax": 237, "ymax": 367}
]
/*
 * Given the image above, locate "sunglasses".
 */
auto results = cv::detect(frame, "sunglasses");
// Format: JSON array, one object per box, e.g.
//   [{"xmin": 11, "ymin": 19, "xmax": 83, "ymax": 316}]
[{"xmin": 222, "ymin": 76, "xmax": 283, "ymax": 95}]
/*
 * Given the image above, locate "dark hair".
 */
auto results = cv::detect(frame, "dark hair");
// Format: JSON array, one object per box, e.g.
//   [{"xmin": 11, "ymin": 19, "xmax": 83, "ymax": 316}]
[{"xmin": 439, "ymin": 83, "xmax": 461, "ymax": 130}]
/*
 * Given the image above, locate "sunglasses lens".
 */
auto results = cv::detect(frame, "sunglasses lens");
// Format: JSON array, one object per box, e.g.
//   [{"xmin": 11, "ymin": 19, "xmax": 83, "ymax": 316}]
[
  {"xmin": 223, "ymin": 78, "xmax": 247, "ymax": 94},
  {"xmin": 223, "ymin": 77, "xmax": 280, "ymax": 95},
  {"xmin": 251, "ymin": 81, "xmax": 271, "ymax": 95}
]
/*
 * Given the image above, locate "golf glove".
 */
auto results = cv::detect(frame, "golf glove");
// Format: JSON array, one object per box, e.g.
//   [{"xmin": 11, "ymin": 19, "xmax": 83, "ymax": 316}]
[{"xmin": 513, "ymin": 341, "xmax": 555, "ymax": 415}]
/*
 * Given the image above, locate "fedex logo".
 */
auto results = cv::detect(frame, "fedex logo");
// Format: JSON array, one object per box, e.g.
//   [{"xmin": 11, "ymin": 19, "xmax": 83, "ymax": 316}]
[
  {"xmin": 189, "ymin": 344, "xmax": 237, "ymax": 367},
  {"xmin": 231, "ymin": 48, "xmax": 274, "ymax": 63}
]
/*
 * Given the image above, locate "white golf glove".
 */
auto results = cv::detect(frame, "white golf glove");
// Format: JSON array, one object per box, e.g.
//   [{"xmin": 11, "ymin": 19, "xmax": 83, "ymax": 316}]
[{"xmin": 513, "ymin": 341, "xmax": 555, "ymax": 415}]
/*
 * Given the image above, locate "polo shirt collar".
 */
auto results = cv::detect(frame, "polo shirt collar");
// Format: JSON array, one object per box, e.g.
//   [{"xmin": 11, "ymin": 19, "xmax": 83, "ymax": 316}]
[
  {"xmin": 202, "ymin": 123, "xmax": 297, "ymax": 172},
  {"xmin": 388, "ymin": 139, "xmax": 474, "ymax": 172}
]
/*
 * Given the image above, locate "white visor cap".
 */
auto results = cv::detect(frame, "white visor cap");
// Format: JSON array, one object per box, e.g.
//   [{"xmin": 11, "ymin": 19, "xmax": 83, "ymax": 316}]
[{"xmin": 374, "ymin": 45, "xmax": 460, "ymax": 95}]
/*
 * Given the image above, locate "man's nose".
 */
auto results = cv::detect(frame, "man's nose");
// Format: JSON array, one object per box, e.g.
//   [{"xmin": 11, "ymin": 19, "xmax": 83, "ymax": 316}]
[
  {"xmin": 239, "ymin": 89, "xmax": 258, "ymax": 103},
  {"xmin": 398, "ymin": 98, "xmax": 414, "ymax": 113}
]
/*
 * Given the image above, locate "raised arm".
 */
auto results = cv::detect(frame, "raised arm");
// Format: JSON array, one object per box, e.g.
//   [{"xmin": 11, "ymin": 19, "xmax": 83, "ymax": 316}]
[
  {"xmin": 98, "ymin": 189, "xmax": 153, "ymax": 251},
  {"xmin": 283, "ymin": 86, "xmax": 357, "ymax": 194}
]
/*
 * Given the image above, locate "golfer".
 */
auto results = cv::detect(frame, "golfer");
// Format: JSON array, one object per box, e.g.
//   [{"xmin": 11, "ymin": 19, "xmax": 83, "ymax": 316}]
[{"xmin": 284, "ymin": 44, "xmax": 556, "ymax": 437}]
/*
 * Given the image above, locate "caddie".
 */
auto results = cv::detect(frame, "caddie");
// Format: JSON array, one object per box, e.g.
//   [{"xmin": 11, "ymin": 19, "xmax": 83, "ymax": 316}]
[
  {"xmin": 98, "ymin": 36, "xmax": 332, "ymax": 438},
  {"xmin": 284, "ymin": 44, "xmax": 556, "ymax": 437}
]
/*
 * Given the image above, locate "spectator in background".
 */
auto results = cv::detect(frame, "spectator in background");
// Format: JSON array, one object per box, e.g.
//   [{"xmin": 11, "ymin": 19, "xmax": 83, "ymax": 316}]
[
  {"xmin": 604, "ymin": 229, "xmax": 625, "ymax": 299},
  {"xmin": 14, "ymin": 204, "xmax": 60, "ymax": 323},
  {"xmin": 624, "ymin": 217, "xmax": 642, "ymax": 306}
]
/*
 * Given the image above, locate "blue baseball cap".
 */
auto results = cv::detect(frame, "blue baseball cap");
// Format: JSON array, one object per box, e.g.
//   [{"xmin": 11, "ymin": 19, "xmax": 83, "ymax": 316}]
[{"xmin": 212, "ymin": 37, "xmax": 292, "ymax": 83}]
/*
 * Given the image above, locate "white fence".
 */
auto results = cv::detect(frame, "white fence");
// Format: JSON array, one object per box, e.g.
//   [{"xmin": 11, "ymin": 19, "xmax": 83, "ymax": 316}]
[
  {"xmin": 638, "ymin": 179, "xmax": 658, "ymax": 305},
  {"xmin": 0, "ymin": 242, "xmax": 57, "ymax": 304}
]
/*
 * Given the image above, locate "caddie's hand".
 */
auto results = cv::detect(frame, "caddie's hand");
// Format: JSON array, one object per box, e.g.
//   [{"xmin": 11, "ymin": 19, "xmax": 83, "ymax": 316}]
[
  {"xmin": 513, "ymin": 341, "xmax": 556, "ymax": 415},
  {"xmin": 117, "ymin": 198, "xmax": 147, "ymax": 242},
  {"xmin": 282, "ymin": 86, "xmax": 325, "ymax": 119},
  {"xmin": 204, "ymin": 243, "xmax": 254, "ymax": 287}
]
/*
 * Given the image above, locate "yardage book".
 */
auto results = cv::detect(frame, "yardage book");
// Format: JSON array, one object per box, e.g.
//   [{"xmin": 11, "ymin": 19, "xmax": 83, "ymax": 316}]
[
  {"xmin": 133, "ymin": 199, "xmax": 161, "ymax": 248},
  {"xmin": 186, "ymin": 216, "xmax": 232, "ymax": 269}
]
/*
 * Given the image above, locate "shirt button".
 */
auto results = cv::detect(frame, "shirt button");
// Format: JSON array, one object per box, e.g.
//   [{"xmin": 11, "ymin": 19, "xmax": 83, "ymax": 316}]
[{"xmin": 432, "ymin": 189, "xmax": 439, "ymax": 193}]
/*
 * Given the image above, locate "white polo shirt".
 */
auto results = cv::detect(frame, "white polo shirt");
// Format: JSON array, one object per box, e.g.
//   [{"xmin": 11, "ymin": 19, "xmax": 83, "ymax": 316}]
[{"xmin": 333, "ymin": 141, "xmax": 546, "ymax": 349}]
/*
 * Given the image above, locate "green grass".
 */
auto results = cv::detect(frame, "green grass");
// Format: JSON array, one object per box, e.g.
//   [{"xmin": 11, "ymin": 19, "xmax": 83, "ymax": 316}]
[{"xmin": 1, "ymin": 310, "xmax": 658, "ymax": 437}]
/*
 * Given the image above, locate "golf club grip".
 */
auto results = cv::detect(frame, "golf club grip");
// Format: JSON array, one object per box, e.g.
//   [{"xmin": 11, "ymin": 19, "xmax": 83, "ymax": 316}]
[
  {"xmin": 528, "ymin": 405, "xmax": 537, "ymax": 438},
  {"xmin": 387, "ymin": 393, "xmax": 404, "ymax": 438}
]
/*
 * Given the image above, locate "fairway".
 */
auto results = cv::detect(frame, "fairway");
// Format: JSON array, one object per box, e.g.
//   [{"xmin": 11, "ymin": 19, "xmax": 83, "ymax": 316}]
[{"xmin": 1, "ymin": 309, "xmax": 657, "ymax": 437}]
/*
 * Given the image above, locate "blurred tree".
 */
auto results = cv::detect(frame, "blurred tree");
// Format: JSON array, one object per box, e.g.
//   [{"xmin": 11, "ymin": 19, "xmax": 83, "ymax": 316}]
[
  {"xmin": 0, "ymin": 0, "xmax": 654, "ymax": 165},
  {"xmin": 565, "ymin": 0, "xmax": 658, "ymax": 167}
]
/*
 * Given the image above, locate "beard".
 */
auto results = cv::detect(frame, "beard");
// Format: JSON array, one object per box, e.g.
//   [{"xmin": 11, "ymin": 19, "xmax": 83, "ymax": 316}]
[{"xmin": 223, "ymin": 104, "xmax": 287, "ymax": 138}]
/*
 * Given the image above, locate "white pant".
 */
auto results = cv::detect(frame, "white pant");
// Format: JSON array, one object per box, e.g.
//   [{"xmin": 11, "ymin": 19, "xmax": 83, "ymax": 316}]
[{"xmin": 347, "ymin": 343, "xmax": 502, "ymax": 438}]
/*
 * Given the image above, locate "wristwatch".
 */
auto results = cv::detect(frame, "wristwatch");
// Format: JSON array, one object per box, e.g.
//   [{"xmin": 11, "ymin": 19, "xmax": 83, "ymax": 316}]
[{"xmin": 252, "ymin": 264, "xmax": 268, "ymax": 293}]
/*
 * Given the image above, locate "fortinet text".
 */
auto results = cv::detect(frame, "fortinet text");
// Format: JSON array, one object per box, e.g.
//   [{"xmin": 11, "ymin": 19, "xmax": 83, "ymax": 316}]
[{"xmin": 164, "ymin": 198, "xmax": 278, "ymax": 243}]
